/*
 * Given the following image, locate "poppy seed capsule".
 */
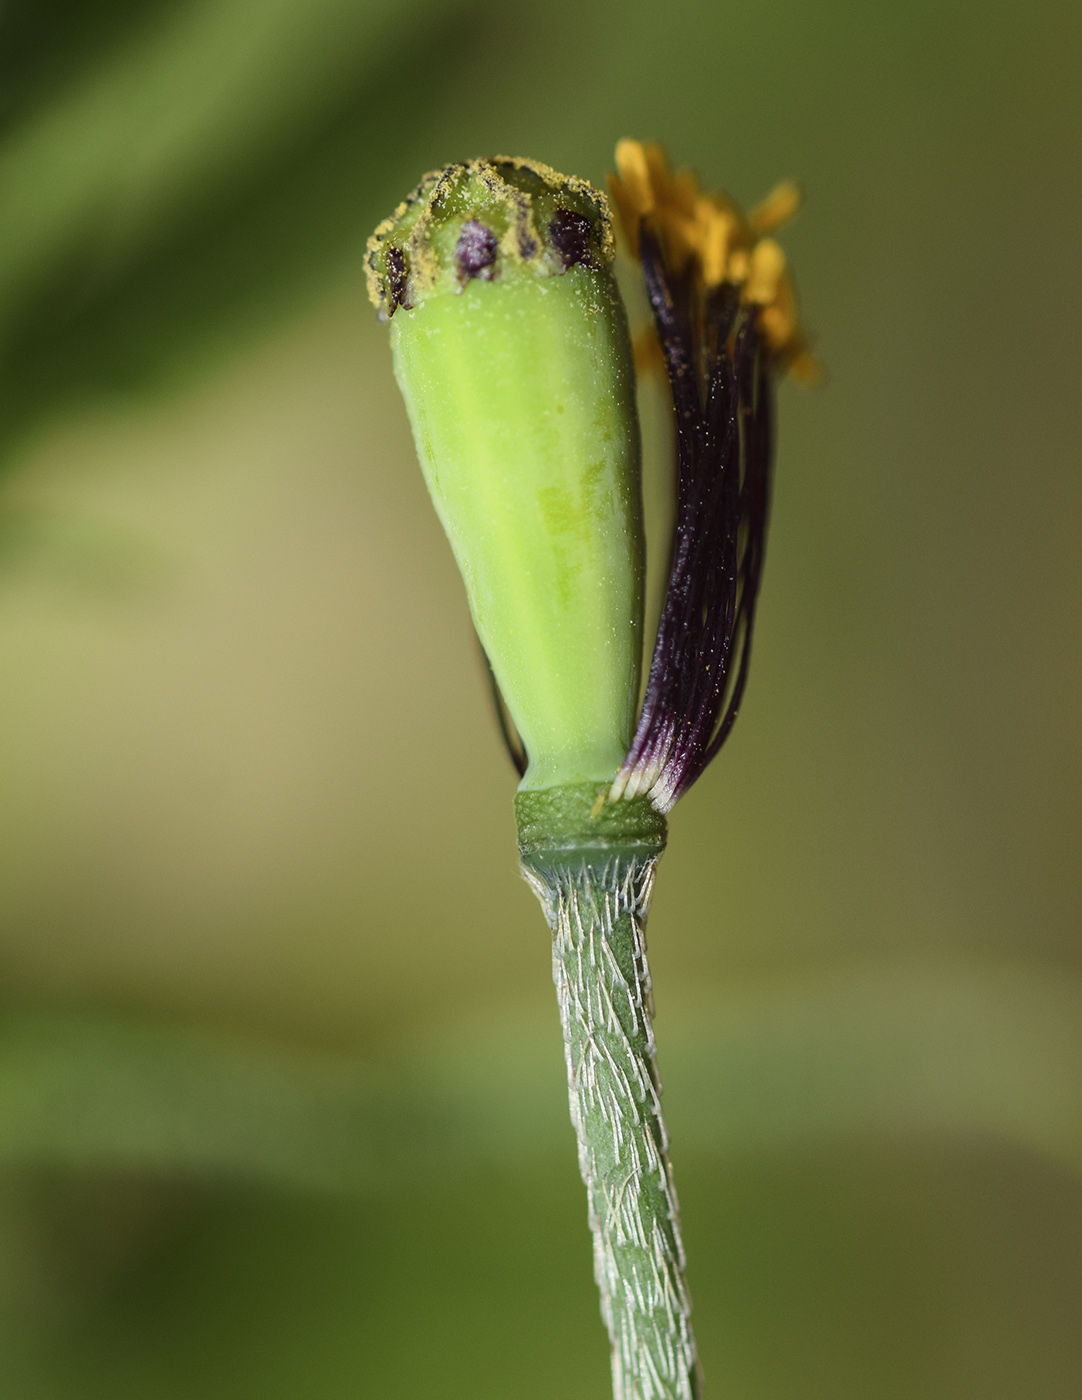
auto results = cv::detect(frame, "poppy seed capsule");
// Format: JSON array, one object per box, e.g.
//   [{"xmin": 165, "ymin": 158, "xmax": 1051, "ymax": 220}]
[{"xmin": 367, "ymin": 158, "xmax": 644, "ymax": 791}]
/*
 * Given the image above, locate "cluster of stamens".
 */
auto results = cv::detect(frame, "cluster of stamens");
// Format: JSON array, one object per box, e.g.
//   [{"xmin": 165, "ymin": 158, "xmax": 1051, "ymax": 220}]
[
  {"xmin": 603, "ymin": 140, "xmax": 817, "ymax": 812},
  {"xmin": 608, "ymin": 139, "xmax": 820, "ymax": 383}
]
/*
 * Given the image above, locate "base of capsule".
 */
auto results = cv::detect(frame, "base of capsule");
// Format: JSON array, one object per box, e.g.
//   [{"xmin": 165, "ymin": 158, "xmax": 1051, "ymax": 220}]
[{"xmin": 515, "ymin": 782, "xmax": 667, "ymax": 874}]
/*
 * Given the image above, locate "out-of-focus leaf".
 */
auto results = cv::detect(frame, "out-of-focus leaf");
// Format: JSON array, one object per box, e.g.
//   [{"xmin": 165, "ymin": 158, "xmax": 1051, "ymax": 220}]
[
  {"xmin": 1, "ymin": 958, "xmax": 1080, "ymax": 1194},
  {"xmin": 663, "ymin": 961, "xmax": 1082, "ymax": 1171},
  {"xmin": 0, "ymin": 0, "xmax": 482, "ymax": 454},
  {"xmin": 0, "ymin": 501, "xmax": 164, "ymax": 589},
  {"xmin": 0, "ymin": 0, "xmax": 188, "ymax": 131}
]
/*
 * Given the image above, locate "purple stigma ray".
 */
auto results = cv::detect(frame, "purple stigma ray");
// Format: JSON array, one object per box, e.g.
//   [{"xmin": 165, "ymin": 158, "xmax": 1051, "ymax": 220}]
[{"xmin": 613, "ymin": 228, "xmax": 775, "ymax": 813}]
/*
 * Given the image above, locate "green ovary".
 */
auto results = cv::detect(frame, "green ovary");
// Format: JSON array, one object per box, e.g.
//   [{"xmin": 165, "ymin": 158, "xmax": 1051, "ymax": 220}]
[{"xmin": 391, "ymin": 269, "xmax": 644, "ymax": 790}]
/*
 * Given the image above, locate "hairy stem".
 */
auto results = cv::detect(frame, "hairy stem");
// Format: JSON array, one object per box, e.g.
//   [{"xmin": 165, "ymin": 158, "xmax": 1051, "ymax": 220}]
[{"xmin": 517, "ymin": 785, "xmax": 699, "ymax": 1400}]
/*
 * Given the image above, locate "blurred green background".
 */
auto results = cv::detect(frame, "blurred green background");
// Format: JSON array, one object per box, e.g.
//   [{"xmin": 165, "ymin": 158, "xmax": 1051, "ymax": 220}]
[{"xmin": 0, "ymin": 0, "xmax": 1079, "ymax": 1395}]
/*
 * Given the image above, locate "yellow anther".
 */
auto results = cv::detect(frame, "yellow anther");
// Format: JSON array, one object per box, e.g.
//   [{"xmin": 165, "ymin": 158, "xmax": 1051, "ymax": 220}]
[
  {"xmin": 610, "ymin": 139, "xmax": 659, "ymax": 260},
  {"xmin": 748, "ymin": 180, "xmax": 802, "ymax": 235},
  {"xmin": 726, "ymin": 247, "xmax": 751, "ymax": 285},
  {"xmin": 699, "ymin": 206, "xmax": 736, "ymax": 288},
  {"xmin": 669, "ymin": 168, "xmax": 701, "ymax": 220},
  {"xmin": 614, "ymin": 139, "xmax": 655, "ymax": 218},
  {"xmin": 643, "ymin": 142, "xmax": 672, "ymax": 201},
  {"xmin": 759, "ymin": 301, "xmax": 796, "ymax": 353},
  {"xmin": 787, "ymin": 349, "xmax": 826, "ymax": 385},
  {"xmin": 743, "ymin": 238, "xmax": 786, "ymax": 305},
  {"xmin": 757, "ymin": 271, "xmax": 797, "ymax": 348},
  {"xmin": 611, "ymin": 140, "xmax": 820, "ymax": 384}
]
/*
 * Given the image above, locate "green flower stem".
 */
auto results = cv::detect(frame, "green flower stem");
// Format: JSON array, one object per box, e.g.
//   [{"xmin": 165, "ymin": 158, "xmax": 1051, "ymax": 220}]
[{"xmin": 517, "ymin": 785, "xmax": 700, "ymax": 1400}]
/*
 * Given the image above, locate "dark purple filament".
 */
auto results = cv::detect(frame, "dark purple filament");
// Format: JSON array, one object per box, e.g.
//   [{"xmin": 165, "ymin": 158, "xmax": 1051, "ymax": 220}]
[{"xmin": 615, "ymin": 228, "xmax": 773, "ymax": 810}]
